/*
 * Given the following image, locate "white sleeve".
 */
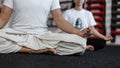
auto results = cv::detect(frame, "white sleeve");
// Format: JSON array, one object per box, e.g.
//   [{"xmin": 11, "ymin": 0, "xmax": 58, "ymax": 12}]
[
  {"xmin": 88, "ymin": 12, "xmax": 97, "ymax": 26},
  {"xmin": 3, "ymin": 0, "xmax": 13, "ymax": 9},
  {"xmin": 63, "ymin": 11, "xmax": 69, "ymax": 21},
  {"xmin": 51, "ymin": 0, "xmax": 60, "ymax": 10},
  {"xmin": 63, "ymin": 10, "xmax": 74, "ymax": 25}
]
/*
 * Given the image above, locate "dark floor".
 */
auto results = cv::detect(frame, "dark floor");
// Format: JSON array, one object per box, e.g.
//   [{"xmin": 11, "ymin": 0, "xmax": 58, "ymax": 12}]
[{"xmin": 0, "ymin": 46, "xmax": 120, "ymax": 68}]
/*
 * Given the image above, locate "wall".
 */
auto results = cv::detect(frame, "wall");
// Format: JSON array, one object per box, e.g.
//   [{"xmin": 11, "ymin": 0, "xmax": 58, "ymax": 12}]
[{"xmin": 106, "ymin": 0, "xmax": 120, "ymax": 44}]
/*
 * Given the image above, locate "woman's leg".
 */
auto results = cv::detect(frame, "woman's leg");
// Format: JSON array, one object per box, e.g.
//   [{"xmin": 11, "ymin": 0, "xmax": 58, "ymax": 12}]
[{"xmin": 87, "ymin": 38, "xmax": 106, "ymax": 51}]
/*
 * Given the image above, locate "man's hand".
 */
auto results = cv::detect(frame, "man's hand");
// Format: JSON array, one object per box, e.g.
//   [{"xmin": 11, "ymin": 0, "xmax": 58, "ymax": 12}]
[{"xmin": 78, "ymin": 28, "xmax": 91, "ymax": 37}]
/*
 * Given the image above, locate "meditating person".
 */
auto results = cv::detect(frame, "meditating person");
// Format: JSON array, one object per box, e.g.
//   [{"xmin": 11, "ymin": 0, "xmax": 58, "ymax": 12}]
[
  {"xmin": 0, "ymin": 0, "xmax": 96, "ymax": 55},
  {"xmin": 54, "ymin": 0, "xmax": 113, "ymax": 51}
]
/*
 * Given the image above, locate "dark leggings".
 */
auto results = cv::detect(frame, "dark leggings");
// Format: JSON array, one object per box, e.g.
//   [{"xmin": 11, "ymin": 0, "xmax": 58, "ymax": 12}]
[{"xmin": 87, "ymin": 38, "xmax": 106, "ymax": 51}]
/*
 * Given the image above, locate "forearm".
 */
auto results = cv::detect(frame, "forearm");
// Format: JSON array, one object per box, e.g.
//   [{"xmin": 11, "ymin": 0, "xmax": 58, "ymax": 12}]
[
  {"xmin": 0, "ymin": 5, "xmax": 13, "ymax": 29},
  {"xmin": 52, "ymin": 9, "xmax": 88, "ymax": 37},
  {"xmin": 0, "ymin": 15, "xmax": 8, "ymax": 29},
  {"xmin": 54, "ymin": 17, "xmax": 80, "ymax": 34},
  {"xmin": 0, "ymin": 17, "xmax": 4, "ymax": 29},
  {"xmin": 90, "ymin": 27, "xmax": 105, "ymax": 40}
]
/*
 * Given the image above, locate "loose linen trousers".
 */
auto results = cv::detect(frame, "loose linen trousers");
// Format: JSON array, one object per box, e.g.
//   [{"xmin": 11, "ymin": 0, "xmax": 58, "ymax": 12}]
[{"xmin": 0, "ymin": 28, "xmax": 87, "ymax": 55}]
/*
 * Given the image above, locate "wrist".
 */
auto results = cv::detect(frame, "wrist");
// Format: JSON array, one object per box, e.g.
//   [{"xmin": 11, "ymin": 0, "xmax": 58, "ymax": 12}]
[
  {"xmin": 102, "ymin": 36, "xmax": 106, "ymax": 40},
  {"xmin": 77, "ymin": 31, "xmax": 84, "ymax": 37}
]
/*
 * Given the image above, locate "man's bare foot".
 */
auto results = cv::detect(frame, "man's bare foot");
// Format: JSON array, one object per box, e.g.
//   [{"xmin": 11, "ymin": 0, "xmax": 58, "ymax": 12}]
[
  {"xmin": 18, "ymin": 46, "xmax": 33, "ymax": 53},
  {"xmin": 19, "ymin": 46, "xmax": 57, "ymax": 54},
  {"xmin": 34, "ymin": 48, "xmax": 57, "ymax": 55},
  {"xmin": 86, "ymin": 45, "xmax": 94, "ymax": 51},
  {"xmin": 46, "ymin": 48, "xmax": 57, "ymax": 54}
]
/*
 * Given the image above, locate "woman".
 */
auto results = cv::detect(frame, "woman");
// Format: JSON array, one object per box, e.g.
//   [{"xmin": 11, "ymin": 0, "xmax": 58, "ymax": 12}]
[{"xmin": 55, "ymin": 0, "xmax": 113, "ymax": 51}]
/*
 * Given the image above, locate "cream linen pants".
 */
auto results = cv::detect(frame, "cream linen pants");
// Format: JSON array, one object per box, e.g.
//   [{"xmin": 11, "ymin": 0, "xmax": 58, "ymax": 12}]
[{"xmin": 0, "ymin": 28, "xmax": 87, "ymax": 55}]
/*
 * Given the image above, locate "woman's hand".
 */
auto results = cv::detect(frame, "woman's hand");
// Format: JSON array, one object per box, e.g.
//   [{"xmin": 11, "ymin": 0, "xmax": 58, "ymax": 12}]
[{"xmin": 103, "ymin": 36, "xmax": 113, "ymax": 41}]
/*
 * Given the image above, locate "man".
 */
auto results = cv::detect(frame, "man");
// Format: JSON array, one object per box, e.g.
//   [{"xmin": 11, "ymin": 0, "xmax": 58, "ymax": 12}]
[{"xmin": 0, "ymin": 0, "xmax": 92, "ymax": 55}]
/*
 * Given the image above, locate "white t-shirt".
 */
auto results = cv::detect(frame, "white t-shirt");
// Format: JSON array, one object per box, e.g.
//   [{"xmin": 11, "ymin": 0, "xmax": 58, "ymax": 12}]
[
  {"xmin": 63, "ymin": 9, "xmax": 96, "ymax": 31},
  {"xmin": 3, "ymin": 0, "xmax": 60, "ymax": 34}
]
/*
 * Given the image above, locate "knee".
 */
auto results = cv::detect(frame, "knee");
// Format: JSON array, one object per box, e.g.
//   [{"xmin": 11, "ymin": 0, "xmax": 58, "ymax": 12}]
[{"xmin": 87, "ymin": 38, "xmax": 106, "ymax": 51}]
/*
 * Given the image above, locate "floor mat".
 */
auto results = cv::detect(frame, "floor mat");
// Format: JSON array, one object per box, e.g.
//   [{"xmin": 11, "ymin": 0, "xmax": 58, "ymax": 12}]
[{"xmin": 0, "ymin": 46, "xmax": 120, "ymax": 68}]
